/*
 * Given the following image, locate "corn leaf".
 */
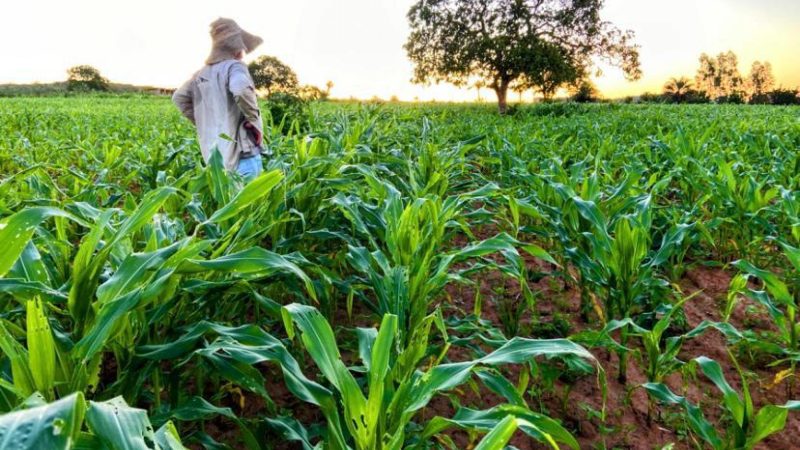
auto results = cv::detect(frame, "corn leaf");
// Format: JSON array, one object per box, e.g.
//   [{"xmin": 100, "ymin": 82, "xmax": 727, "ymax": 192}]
[
  {"xmin": 207, "ymin": 169, "xmax": 284, "ymax": 223},
  {"xmin": 26, "ymin": 298, "xmax": 56, "ymax": 400},
  {"xmin": 0, "ymin": 207, "xmax": 71, "ymax": 277},
  {"xmin": 0, "ymin": 392, "xmax": 85, "ymax": 450}
]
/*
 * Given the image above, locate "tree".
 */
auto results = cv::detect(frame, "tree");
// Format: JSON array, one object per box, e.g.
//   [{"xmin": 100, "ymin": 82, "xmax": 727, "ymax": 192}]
[
  {"xmin": 746, "ymin": 61, "xmax": 774, "ymax": 103},
  {"xmin": 325, "ymin": 80, "xmax": 334, "ymax": 97},
  {"xmin": 695, "ymin": 51, "xmax": 744, "ymax": 102},
  {"xmin": 296, "ymin": 84, "xmax": 326, "ymax": 101},
  {"xmin": 571, "ymin": 80, "xmax": 599, "ymax": 103},
  {"xmin": 248, "ymin": 56, "xmax": 298, "ymax": 96},
  {"xmin": 517, "ymin": 41, "xmax": 579, "ymax": 101},
  {"xmin": 663, "ymin": 76, "xmax": 693, "ymax": 103},
  {"xmin": 404, "ymin": 0, "xmax": 641, "ymax": 114},
  {"xmin": 66, "ymin": 65, "xmax": 109, "ymax": 92}
]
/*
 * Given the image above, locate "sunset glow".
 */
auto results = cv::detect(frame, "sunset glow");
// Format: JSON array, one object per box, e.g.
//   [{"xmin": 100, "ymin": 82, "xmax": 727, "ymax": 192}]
[{"xmin": 2, "ymin": 0, "xmax": 798, "ymax": 100}]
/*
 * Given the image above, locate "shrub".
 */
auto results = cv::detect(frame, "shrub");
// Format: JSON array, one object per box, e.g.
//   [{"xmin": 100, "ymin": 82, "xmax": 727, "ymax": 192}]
[
  {"xmin": 264, "ymin": 91, "xmax": 310, "ymax": 133},
  {"xmin": 684, "ymin": 89, "xmax": 710, "ymax": 104},
  {"xmin": 716, "ymin": 92, "xmax": 746, "ymax": 104},
  {"xmin": 571, "ymin": 81, "xmax": 599, "ymax": 103},
  {"xmin": 770, "ymin": 88, "xmax": 800, "ymax": 105},
  {"xmin": 66, "ymin": 65, "xmax": 109, "ymax": 92},
  {"xmin": 639, "ymin": 92, "xmax": 668, "ymax": 103}
]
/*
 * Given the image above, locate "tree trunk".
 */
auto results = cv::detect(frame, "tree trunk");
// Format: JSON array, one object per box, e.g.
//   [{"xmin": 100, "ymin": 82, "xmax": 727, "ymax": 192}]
[{"xmin": 495, "ymin": 84, "xmax": 509, "ymax": 114}]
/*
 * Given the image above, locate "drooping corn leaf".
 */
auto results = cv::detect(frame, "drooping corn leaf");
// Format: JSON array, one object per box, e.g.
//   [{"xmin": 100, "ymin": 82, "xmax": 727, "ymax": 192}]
[
  {"xmin": 0, "ymin": 320, "xmax": 35, "ymax": 398},
  {"xmin": 0, "ymin": 207, "xmax": 71, "ymax": 277},
  {"xmin": 206, "ymin": 169, "xmax": 284, "ymax": 223},
  {"xmin": 182, "ymin": 247, "xmax": 316, "ymax": 301},
  {"xmin": 643, "ymin": 382, "xmax": 722, "ymax": 449}
]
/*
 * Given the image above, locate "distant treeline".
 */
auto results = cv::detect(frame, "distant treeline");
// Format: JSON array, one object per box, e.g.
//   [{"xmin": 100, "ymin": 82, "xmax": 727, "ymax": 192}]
[{"xmin": 0, "ymin": 82, "xmax": 173, "ymax": 98}]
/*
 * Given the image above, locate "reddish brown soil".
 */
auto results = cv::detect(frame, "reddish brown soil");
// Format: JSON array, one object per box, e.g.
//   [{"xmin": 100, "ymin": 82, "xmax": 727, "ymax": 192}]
[{"xmin": 184, "ymin": 244, "xmax": 799, "ymax": 450}]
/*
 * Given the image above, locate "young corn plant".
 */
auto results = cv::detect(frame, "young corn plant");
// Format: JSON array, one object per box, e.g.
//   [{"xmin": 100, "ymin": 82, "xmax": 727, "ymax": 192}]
[
  {"xmin": 727, "ymin": 242, "xmax": 800, "ymax": 390},
  {"xmin": 644, "ymin": 355, "xmax": 800, "ymax": 450},
  {"xmin": 339, "ymin": 181, "xmax": 551, "ymax": 346},
  {"xmin": 0, "ymin": 169, "xmax": 314, "ymax": 409},
  {"xmin": 140, "ymin": 304, "xmax": 594, "ymax": 449},
  {"xmin": 562, "ymin": 192, "xmax": 672, "ymax": 382},
  {"xmin": 709, "ymin": 161, "xmax": 779, "ymax": 262}
]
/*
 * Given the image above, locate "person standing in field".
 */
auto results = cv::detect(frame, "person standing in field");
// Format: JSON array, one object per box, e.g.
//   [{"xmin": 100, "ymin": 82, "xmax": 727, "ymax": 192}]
[{"xmin": 173, "ymin": 18, "xmax": 264, "ymax": 180}]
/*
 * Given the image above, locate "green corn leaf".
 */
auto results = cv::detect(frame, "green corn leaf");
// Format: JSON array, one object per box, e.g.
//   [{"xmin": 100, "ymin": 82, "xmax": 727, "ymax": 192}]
[
  {"xmin": 96, "ymin": 240, "xmax": 186, "ymax": 304},
  {"xmin": 695, "ymin": 356, "xmax": 745, "ymax": 427},
  {"xmin": 0, "ymin": 207, "xmax": 71, "ymax": 277},
  {"xmin": 74, "ymin": 269, "xmax": 175, "ymax": 361},
  {"xmin": 479, "ymin": 337, "xmax": 596, "ymax": 365},
  {"xmin": 0, "ymin": 392, "xmax": 85, "ymax": 450},
  {"xmin": 778, "ymin": 242, "xmax": 800, "ymax": 273},
  {"xmin": 733, "ymin": 260, "xmax": 794, "ymax": 306},
  {"xmin": 85, "ymin": 396, "xmax": 158, "ymax": 450},
  {"xmin": 0, "ymin": 279, "xmax": 67, "ymax": 303},
  {"xmin": 747, "ymin": 405, "xmax": 788, "ymax": 448},
  {"xmin": 475, "ymin": 369, "xmax": 527, "ymax": 407},
  {"xmin": 26, "ymin": 298, "xmax": 56, "ymax": 400},
  {"xmin": 356, "ymin": 327, "xmax": 378, "ymax": 371},
  {"xmin": 106, "ymin": 186, "xmax": 177, "ymax": 249},
  {"xmin": 153, "ymin": 396, "xmax": 236, "ymax": 424},
  {"xmin": 266, "ymin": 416, "xmax": 315, "ymax": 450},
  {"xmin": 137, "ymin": 321, "xmax": 345, "ymax": 448},
  {"xmin": 421, "ymin": 404, "xmax": 577, "ymax": 450},
  {"xmin": 282, "ymin": 304, "xmax": 368, "ymax": 447},
  {"xmin": 474, "ymin": 415, "xmax": 518, "ymax": 450},
  {"xmin": 206, "ymin": 169, "xmax": 284, "ymax": 223},
  {"xmin": 154, "ymin": 421, "xmax": 189, "ymax": 450},
  {"xmin": 643, "ymin": 382, "xmax": 722, "ymax": 449},
  {"xmin": 8, "ymin": 241, "xmax": 50, "ymax": 285},
  {"xmin": 0, "ymin": 320, "xmax": 35, "ymax": 397},
  {"xmin": 182, "ymin": 247, "xmax": 316, "ymax": 301},
  {"xmin": 68, "ymin": 209, "xmax": 115, "ymax": 329}
]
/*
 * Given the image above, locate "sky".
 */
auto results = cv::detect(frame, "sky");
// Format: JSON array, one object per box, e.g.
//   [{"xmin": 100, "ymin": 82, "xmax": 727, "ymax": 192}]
[{"xmin": 1, "ymin": 0, "xmax": 798, "ymax": 101}]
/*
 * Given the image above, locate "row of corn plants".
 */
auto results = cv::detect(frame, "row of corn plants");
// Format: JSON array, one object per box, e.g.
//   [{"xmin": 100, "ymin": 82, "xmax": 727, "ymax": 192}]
[{"xmin": 0, "ymin": 98, "xmax": 798, "ymax": 448}]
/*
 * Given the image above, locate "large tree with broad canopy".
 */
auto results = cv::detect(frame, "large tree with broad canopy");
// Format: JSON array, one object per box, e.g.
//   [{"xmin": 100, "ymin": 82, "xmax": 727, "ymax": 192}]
[{"xmin": 404, "ymin": 0, "xmax": 642, "ymax": 113}]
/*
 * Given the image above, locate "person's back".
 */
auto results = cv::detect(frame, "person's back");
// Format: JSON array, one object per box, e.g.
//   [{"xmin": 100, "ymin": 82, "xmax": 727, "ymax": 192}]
[{"xmin": 173, "ymin": 18, "xmax": 264, "ymax": 180}]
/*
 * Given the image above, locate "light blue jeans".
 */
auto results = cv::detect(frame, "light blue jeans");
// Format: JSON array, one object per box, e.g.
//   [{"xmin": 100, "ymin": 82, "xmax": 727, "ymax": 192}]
[{"xmin": 237, "ymin": 154, "xmax": 263, "ymax": 181}]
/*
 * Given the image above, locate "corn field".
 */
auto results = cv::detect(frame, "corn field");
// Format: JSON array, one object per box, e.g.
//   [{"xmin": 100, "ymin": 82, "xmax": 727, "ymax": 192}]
[{"xmin": 0, "ymin": 98, "xmax": 799, "ymax": 449}]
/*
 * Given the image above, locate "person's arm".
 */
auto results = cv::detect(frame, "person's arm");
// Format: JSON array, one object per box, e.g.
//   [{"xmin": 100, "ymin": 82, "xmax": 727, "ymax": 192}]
[
  {"xmin": 229, "ymin": 62, "xmax": 261, "ymax": 123},
  {"xmin": 172, "ymin": 77, "xmax": 195, "ymax": 125}
]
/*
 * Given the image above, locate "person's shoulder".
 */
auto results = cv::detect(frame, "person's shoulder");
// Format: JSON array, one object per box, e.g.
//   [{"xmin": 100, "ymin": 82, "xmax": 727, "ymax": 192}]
[{"xmin": 210, "ymin": 59, "xmax": 247, "ymax": 71}]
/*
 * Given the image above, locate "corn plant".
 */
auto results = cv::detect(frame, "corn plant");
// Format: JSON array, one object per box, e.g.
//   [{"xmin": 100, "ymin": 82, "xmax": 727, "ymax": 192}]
[
  {"xmin": 0, "ymin": 392, "xmax": 185, "ymax": 450},
  {"xmin": 339, "ymin": 182, "xmax": 551, "ymax": 345},
  {"xmin": 140, "ymin": 304, "xmax": 593, "ymax": 449},
  {"xmin": 644, "ymin": 355, "xmax": 800, "ymax": 450},
  {"xmin": 727, "ymin": 242, "xmax": 800, "ymax": 386}
]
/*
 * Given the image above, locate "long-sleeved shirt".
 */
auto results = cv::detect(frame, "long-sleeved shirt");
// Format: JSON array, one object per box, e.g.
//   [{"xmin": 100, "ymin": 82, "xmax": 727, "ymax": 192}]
[{"xmin": 172, "ymin": 59, "xmax": 263, "ymax": 171}]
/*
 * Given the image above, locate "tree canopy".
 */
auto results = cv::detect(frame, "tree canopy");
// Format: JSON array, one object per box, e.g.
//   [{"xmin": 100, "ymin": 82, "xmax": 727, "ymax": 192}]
[
  {"xmin": 404, "ymin": 0, "xmax": 641, "ymax": 113},
  {"xmin": 248, "ymin": 56, "xmax": 299, "ymax": 96},
  {"xmin": 747, "ymin": 61, "xmax": 775, "ymax": 103},
  {"xmin": 695, "ymin": 51, "xmax": 745, "ymax": 102},
  {"xmin": 66, "ymin": 65, "xmax": 109, "ymax": 92},
  {"xmin": 694, "ymin": 52, "xmax": 777, "ymax": 103}
]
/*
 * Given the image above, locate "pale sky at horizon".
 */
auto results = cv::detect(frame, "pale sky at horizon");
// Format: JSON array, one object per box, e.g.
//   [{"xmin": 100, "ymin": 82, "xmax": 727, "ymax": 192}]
[{"xmin": 1, "ymin": 0, "xmax": 798, "ymax": 101}]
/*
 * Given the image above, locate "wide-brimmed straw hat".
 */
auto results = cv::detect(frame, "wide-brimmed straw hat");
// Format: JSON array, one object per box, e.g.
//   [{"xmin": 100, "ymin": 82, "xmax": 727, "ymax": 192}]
[{"xmin": 206, "ymin": 18, "xmax": 263, "ymax": 65}]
